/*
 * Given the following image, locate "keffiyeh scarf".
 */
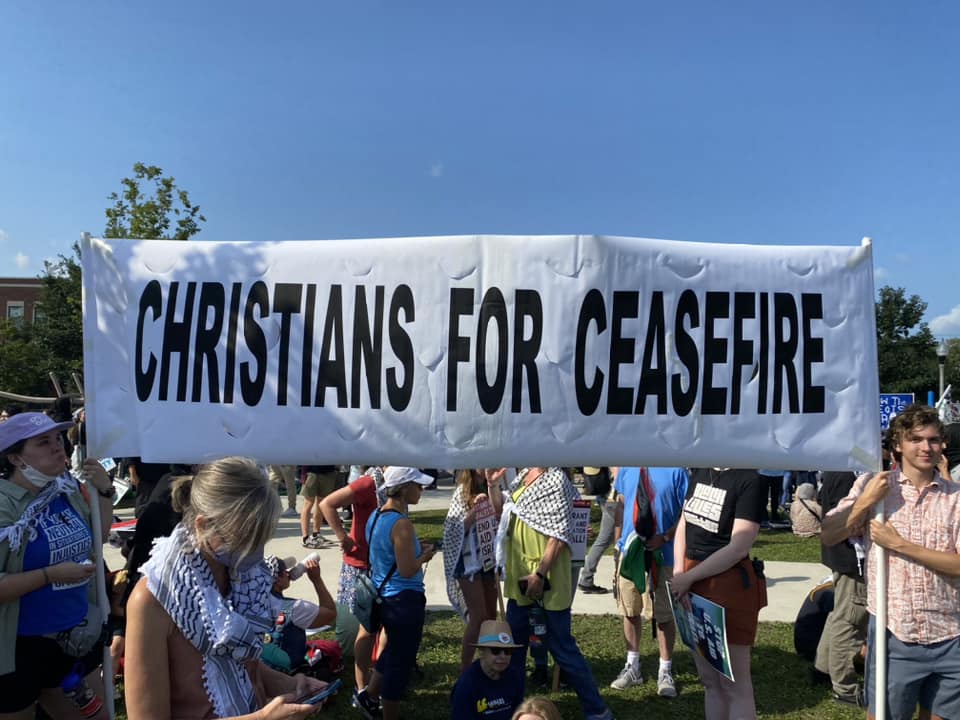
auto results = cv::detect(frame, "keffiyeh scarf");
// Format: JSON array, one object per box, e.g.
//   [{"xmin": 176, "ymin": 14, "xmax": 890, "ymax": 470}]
[
  {"xmin": 0, "ymin": 473, "xmax": 77, "ymax": 552},
  {"xmin": 141, "ymin": 524, "xmax": 273, "ymax": 718},
  {"xmin": 495, "ymin": 467, "xmax": 579, "ymax": 570}
]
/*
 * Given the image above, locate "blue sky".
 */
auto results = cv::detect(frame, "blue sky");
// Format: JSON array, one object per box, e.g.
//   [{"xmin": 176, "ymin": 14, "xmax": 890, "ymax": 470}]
[{"xmin": 2, "ymin": 1, "xmax": 958, "ymax": 335}]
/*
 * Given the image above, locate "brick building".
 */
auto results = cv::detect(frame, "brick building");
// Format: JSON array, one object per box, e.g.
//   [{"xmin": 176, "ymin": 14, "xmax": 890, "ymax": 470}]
[{"xmin": 0, "ymin": 277, "xmax": 43, "ymax": 326}]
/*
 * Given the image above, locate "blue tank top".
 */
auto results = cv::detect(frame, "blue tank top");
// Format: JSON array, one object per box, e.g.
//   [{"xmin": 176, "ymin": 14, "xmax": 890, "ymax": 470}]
[{"xmin": 366, "ymin": 508, "xmax": 423, "ymax": 597}]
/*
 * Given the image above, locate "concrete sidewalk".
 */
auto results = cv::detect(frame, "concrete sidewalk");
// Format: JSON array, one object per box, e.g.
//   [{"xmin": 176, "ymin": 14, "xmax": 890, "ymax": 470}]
[{"xmin": 104, "ymin": 483, "xmax": 827, "ymax": 624}]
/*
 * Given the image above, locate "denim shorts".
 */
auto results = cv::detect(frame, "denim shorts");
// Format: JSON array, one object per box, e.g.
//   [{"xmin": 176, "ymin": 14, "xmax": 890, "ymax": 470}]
[{"xmin": 866, "ymin": 615, "xmax": 960, "ymax": 719}]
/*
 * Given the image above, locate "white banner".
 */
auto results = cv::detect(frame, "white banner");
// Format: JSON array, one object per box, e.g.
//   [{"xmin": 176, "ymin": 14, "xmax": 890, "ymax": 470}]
[{"xmin": 81, "ymin": 235, "xmax": 880, "ymax": 470}]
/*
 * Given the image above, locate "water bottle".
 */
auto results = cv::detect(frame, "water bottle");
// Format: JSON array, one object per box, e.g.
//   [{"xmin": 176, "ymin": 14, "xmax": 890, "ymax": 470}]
[
  {"xmin": 62, "ymin": 665, "xmax": 103, "ymax": 718},
  {"xmin": 528, "ymin": 604, "xmax": 548, "ymax": 648},
  {"xmin": 288, "ymin": 552, "xmax": 321, "ymax": 580}
]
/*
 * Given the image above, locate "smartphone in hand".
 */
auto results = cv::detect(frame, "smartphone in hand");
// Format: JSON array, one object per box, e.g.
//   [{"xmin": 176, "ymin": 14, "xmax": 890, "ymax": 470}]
[{"xmin": 297, "ymin": 678, "xmax": 342, "ymax": 705}]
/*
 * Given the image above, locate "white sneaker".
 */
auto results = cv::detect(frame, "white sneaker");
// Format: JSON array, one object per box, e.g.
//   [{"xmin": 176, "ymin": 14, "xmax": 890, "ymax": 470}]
[
  {"xmin": 610, "ymin": 664, "xmax": 642, "ymax": 689},
  {"xmin": 657, "ymin": 669, "xmax": 677, "ymax": 697}
]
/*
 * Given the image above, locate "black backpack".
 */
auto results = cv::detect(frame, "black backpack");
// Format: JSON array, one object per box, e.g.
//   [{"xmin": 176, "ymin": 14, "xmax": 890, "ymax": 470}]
[{"xmin": 583, "ymin": 467, "xmax": 612, "ymax": 497}]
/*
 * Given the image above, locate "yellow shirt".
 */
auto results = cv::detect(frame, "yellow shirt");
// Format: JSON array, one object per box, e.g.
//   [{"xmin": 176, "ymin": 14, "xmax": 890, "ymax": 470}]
[{"xmin": 505, "ymin": 485, "xmax": 572, "ymax": 611}]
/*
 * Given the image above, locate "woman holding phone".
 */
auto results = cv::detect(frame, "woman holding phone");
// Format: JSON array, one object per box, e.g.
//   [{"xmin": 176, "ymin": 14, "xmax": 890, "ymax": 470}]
[{"xmin": 124, "ymin": 457, "xmax": 329, "ymax": 719}]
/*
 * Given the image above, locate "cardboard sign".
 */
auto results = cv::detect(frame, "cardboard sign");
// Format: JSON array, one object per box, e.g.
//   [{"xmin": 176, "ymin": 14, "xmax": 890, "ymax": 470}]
[
  {"xmin": 570, "ymin": 499, "xmax": 592, "ymax": 563},
  {"xmin": 473, "ymin": 497, "xmax": 498, "ymax": 572}
]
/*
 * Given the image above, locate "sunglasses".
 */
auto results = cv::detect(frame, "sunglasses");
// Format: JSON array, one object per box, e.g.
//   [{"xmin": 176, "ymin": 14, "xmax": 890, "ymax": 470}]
[{"xmin": 487, "ymin": 647, "xmax": 513, "ymax": 656}]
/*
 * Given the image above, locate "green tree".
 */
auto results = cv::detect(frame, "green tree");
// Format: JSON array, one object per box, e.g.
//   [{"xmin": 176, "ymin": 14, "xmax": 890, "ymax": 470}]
[
  {"xmin": 875, "ymin": 285, "xmax": 938, "ymax": 398},
  {"xmin": 0, "ymin": 319, "xmax": 49, "ymax": 396},
  {"xmin": 104, "ymin": 162, "xmax": 206, "ymax": 240},
  {"xmin": 5, "ymin": 163, "xmax": 207, "ymax": 396}
]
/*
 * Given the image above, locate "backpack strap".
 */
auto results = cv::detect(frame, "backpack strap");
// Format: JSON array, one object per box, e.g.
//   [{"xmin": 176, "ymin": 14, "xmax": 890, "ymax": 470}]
[
  {"xmin": 799, "ymin": 499, "xmax": 821, "ymax": 522},
  {"xmin": 368, "ymin": 509, "xmax": 400, "ymax": 595}
]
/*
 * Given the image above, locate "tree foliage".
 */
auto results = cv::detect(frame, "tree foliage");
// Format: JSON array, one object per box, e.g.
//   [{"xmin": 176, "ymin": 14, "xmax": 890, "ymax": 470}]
[
  {"xmin": 0, "ymin": 163, "xmax": 205, "ymax": 396},
  {"xmin": 875, "ymin": 285, "xmax": 938, "ymax": 398},
  {"xmin": 104, "ymin": 162, "xmax": 206, "ymax": 240}
]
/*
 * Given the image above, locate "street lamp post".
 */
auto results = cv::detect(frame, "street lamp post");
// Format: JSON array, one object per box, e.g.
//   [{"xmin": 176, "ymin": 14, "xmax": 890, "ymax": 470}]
[{"xmin": 937, "ymin": 339, "xmax": 949, "ymax": 400}]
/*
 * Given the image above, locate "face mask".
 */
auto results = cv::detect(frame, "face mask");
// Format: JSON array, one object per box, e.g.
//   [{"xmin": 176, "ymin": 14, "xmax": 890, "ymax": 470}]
[
  {"xmin": 213, "ymin": 546, "xmax": 264, "ymax": 572},
  {"xmin": 21, "ymin": 463, "xmax": 59, "ymax": 488}
]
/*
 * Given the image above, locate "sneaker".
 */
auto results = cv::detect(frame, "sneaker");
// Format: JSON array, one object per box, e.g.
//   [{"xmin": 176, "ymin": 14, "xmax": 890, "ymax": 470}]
[
  {"xmin": 302, "ymin": 535, "xmax": 322, "ymax": 549},
  {"xmin": 529, "ymin": 665, "xmax": 549, "ymax": 690},
  {"xmin": 833, "ymin": 687, "xmax": 865, "ymax": 708},
  {"xmin": 610, "ymin": 664, "xmax": 642, "ymax": 689},
  {"xmin": 351, "ymin": 688, "xmax": 382, "ymax": 720},
  {"xmin": 578, "ymin": 583, "xmax": 610, "ymax": 595},
  {"xmin": 311, "ymin": 532, "xmax": 335, "ymax": 547},
  {"xmin": 281, "ymin": 507, "xmax": 299, "ymax": 518},
  {"xmin": 657, "ymin": 669, "xmax": 677, "ymax": 697}
]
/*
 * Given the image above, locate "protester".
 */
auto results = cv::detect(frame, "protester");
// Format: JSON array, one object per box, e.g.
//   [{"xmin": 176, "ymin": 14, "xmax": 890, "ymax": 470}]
[
  {"xmin": 124, "ymin": 457, "xmax": 329, "ymax": 719},
  {"xmin": 757, "ymin": 469, "xmax": 785, "ymax": 524},
  {"xmin": 319, "ymin": 465, "xmax": 382, "ymax": 689},
  {"xmin": 301, "ymin": 465, "xmax": 339, "ymax": 548},
  {"xmin": 442, "ymin": 467, "xmax": 506, "ymax": 672},
  {"xmin": 260, "ymin": 554, "xmax": 337, "ymax": 677},
  {"xmin": 450, "ymin": 619, "xmax": 524, "ymax": 719},
  {"xmin": 814, "ymin": 470, "xmax": 867, "ymax": 710},
  {"xmin": 511, "ymin": 696, "xmax": 562, "ymax": 720},
  {"xmin": 822, "ymin": 404, "xmax": 960, "ymax": 720},
  {"xmin": 578, "ymin": 466, "xmax": 616, "ymax": 595},
  {"xmin": 125, "ymin": 457, "xmax": 171, "ymax": 518},
  {"xmin": 943, "ymin": 422, "xmax": 960, "ymax": 481},
  {"xmin": 789, "ymin": 483, "xmax": 822, "ymax": 538},
  {"xmin": 671, "ymin": 468, "xmax": 767, "ymax": 719},
  {"xmin": 354, "ymin": 466, "xmax": 437, "ymax": 720},
  {"xmin": 0, "ymin": 412, "xmax": 115, "ymax": 718},
  {"xmin": 610, "ymin": 466, "xmax": 688, "ymax": 697},
  {"xmin": 269, "ymin": 465, "xmax": 299, "ymax": 518},
  {"xmin": 501, "ymin": 467, "xmax": 614, "ymax": 720}
]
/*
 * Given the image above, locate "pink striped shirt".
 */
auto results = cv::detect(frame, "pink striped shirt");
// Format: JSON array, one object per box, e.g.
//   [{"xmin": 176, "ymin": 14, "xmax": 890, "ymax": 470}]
[{"xmin": 829, "ymin": 470, "xmax": 960, "ymax": 644}]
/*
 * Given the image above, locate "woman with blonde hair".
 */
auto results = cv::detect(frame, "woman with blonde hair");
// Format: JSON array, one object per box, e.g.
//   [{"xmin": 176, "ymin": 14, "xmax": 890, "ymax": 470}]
[
  {"xmin": 125, "ymin": 457, "xmax": 329, "ymax": 719},
  {"xmin": 511, "ymin": 696, "xmax": 562, "ymax": 720},
  {"xmin": 442, "ymin": 467, "xmax": 506, "ymax": 672}
]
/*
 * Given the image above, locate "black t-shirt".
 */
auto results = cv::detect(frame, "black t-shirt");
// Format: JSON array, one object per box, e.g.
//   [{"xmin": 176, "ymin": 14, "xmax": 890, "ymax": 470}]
[
  {"xmin": 818, "ymin": 471, "xmax": 862, "ymax": 579},
  {"xmin": 683, "ymin": 468, "xmax": 765, "ymax": 561}
]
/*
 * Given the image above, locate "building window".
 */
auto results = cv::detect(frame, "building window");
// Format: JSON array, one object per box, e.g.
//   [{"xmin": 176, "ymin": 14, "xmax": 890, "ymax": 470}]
[
  {"xmin": 33, "ymin": 304, "xmax": 44, "ymax": 323},
  {"xmin": 6, "ymin": 301, "xmax": 24, "ymax": 326}
]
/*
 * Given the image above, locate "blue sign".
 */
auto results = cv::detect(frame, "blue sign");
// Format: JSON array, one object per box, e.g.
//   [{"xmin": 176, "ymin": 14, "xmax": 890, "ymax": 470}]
[{"xmin": 880, "ymin": 393, "xmax": 914, "ymax": 430}]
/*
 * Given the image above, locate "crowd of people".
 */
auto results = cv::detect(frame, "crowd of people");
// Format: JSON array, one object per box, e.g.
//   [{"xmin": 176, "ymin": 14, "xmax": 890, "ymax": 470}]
[{"xmin": 2, "ymin": 399, "xmax": 959, "ymax": 720}]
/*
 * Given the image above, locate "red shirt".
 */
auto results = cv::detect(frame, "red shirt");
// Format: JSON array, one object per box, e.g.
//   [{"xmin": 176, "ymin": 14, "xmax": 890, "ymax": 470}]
[{"xmin": 344, "ymin": 475, "xmax": 378, "ymax": 568}]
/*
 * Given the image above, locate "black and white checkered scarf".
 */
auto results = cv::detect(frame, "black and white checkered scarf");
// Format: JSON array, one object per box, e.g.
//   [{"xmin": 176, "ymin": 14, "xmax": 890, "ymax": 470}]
[
  {"xmin": 495, "ymin": 468, "xmax": 579, "ymax": 569},
  {"xmin": 142, "ymin": 524, "xmax": 273, "ymax": 717}
]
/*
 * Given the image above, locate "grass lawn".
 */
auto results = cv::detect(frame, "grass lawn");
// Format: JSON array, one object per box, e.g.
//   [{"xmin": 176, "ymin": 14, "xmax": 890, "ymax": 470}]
[
  {"xmin": 111, "ymin": 614, "xmax": 860, "ymax": 719},
  {"xmin": 409, "ymin": 508, "xmax": 826, "ymax": 564}
]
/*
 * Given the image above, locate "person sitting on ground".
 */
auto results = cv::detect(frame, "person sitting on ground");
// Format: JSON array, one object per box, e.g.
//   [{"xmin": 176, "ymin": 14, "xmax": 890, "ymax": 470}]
[
  {"xmin": 511, "ymin": 696, "xmax": 563, "ymax": 720},
  {"xmin": 790, "ymin": 483, "xmax": 822, "ymax": 538},
  {"xmin": 124, "ymin": 457, "xmax": 330, "ymax": 719},
  {"xmin": 261, "ymin": 554, "xmax": 338, "ymax": 678},
  {"xmin": 450, "ymin": 619, "xmax": 524, "ymax": 719}
]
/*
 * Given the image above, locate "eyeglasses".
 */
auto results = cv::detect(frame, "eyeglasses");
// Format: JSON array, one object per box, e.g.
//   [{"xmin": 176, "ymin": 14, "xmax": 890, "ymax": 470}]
[{"xmin": 487, "ymin": 647, "xmax": 513, "ymax": 656}]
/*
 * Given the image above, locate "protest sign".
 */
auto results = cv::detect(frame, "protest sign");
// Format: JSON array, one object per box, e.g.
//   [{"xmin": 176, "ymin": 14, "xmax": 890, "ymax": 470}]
[
  {"xmin": 81, "ymin": 234, "xmax": 880, "ymax": 469},
  {"xmin": 879, "ymin": 393, "xmax": 913, "ymax": 431},
  {"xmin": 670, "ymin": 590, "xmax": 734, "ymax": 682},
  {"xmin": 570, "ymin": 499, "xmax": 592, "ymax": 563},
  {"xmin": 473, "ymin": 497, "xmax": 497, "ymax": 572}
]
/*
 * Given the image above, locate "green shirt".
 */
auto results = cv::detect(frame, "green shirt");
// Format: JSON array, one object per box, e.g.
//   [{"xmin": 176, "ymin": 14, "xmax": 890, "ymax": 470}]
[
  {"xmin": 504, "ymin": 485, "xmax": 572, "ymax": 612},
  {"xmin": 0, "ymin": 479, "xmax": 92, "ymax": 675}
]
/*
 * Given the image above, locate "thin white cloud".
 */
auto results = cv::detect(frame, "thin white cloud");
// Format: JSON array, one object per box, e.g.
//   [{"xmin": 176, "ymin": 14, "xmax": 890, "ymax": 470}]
[
  {"xmin": 874, "ymin": 266, "xmax": 889, "ymax": 282},
  {"xmin": 0, "ymin": 228, "xmax": 8, "ymax": 242},
  {"xmin": 429, "ymin": 162, "xmax": 444, "ymax": 178},
  {"xmin": 931, "ymin": 305, "xmax": 960, "ymax": 337},
  {"xmin": 893, "ymin": 252, "xmax": 911, "ymax": 265},
  {"xmin": 14, "ymin": 252, "xmax": 29, "ymax": 270}
]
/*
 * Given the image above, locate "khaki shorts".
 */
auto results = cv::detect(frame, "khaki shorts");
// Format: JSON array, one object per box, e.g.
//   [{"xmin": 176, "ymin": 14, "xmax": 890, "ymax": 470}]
[
  {"xmin": 302, "ymin": 471, "xmax": 337, "ymax": 499},
  {"xmin": 617, "ymin": 558, "xmax": 674, "ymax": 625}
]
